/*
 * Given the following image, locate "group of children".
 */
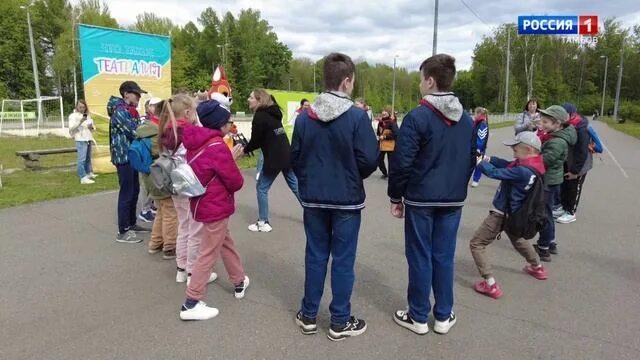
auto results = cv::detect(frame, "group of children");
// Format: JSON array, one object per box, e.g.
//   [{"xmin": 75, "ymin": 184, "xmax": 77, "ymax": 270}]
[{"xmin": 469, "ymin": 103, "xmax": 595, "ymax": 299}]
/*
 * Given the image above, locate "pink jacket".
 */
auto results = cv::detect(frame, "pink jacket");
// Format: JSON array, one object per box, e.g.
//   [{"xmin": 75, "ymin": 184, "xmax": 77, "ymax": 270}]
[{"xmin": 183, "ymin": 126, "xmax": 244, "ymax": 223}]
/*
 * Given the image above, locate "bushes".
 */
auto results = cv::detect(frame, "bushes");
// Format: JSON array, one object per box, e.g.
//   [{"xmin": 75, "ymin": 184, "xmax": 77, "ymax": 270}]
[{"xmin": 618, "ymin": 101, "xmax": 640, "ymax": 123}]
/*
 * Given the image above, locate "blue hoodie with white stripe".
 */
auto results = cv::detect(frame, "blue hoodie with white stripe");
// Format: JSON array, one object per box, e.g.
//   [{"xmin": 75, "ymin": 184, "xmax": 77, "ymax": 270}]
[{"xmin": 291, "ymin": 91, "xmax": 379, "ymax": 210}]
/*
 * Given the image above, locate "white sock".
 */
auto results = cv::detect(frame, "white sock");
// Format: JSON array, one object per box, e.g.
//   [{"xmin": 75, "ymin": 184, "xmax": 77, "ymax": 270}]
[{"xmin": 486, "ymin": 277, "xmax": 496, "ymax": 286}]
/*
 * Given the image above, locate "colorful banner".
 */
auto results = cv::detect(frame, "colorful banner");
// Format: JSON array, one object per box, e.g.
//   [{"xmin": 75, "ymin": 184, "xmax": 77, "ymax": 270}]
[{"xmin": 78, "ymin": 25, "xmax": 171, "ymax": 119}]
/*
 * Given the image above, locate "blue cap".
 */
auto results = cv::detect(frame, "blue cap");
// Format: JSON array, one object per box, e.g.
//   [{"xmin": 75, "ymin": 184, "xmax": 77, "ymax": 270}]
[
  {"xmin": 197, "ymin": 100, "xmax": 231, "ymax": 130},
  {"xmin": 562, "ymin": 103, "xmax": 577, "ymax": 115}
]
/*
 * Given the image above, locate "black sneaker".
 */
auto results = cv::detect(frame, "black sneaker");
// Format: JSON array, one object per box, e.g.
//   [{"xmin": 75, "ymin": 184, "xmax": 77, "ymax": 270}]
[
  {"xmin": 549, "ymin": 243, "xmax": 559, "ymax": 255},
  {"xmin": 128, "ymin": 224, "xmax": 151, "ymax": 233},
  {"xmin": 115, "ymin": 230, "xmax": 142, "ymax": 244},
  {"xmin": 393, "ymin": 310, "xmax": 429, "ymax": 335},
  {"xmin": 163, "ymin": 249, "xmax": 176, "ymax": 260},
  {"xmin": 295, "ymin": 311, "xmax": 318, "ymax": 335},
  {"xmin": 534, "ymin": 244, "xmax": 552, "ymax": 262},
  {"xmin": 327, "ymin": 316, "xmax": 367, "ymax": 342}
]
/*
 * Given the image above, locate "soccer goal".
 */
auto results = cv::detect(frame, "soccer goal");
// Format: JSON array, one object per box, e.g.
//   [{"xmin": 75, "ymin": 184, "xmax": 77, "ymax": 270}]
[{"xmin": 0, "ymin": 96, "xmax": 65, "ymax": 136}]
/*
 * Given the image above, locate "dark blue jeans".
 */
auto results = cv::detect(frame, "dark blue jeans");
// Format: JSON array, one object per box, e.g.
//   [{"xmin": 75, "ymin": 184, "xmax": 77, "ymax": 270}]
[
  {"xmin": 538, "ymin": 184, "xmax": 560, "ymax": 248},
  {"xmin": 301, "ymin": 207, "xmax": 361, "ymax": 326},
  {"xmin": 405, "ymin": 206, "xmax": 462, "ymax": 323},
  {"xmin": 116, "ymin": 163, "xmax": 140, "ymax": 233}
]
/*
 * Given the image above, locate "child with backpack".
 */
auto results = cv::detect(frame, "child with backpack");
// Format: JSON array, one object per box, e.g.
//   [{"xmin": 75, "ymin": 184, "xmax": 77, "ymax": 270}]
[
  {"xmin": 157, "ymin": 95, "xmax": 217, "ymax": 284},
  {"xmin": 471, "ymin": 107, "xmax": 489, "ymax": 188},
  {"xmin": 179, "ymin": 99, "xmax": 249, "ymax": 321},
  {"xmin": 470, "ymin": 131, "xmax": 548, "ymax": 299},
  {"xmin": 131, "ymin": 115, "xmax": 178, "ymax": 259},
  {"xmin": 534, "ymin": 106, "xmax": 577, "ymax": 261}
]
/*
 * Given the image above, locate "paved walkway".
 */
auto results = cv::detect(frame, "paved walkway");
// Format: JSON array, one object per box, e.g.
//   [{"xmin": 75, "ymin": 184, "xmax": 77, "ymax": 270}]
[{"xmin": 1, "ymin": 122, "xmax": 639, "ymax": 360}]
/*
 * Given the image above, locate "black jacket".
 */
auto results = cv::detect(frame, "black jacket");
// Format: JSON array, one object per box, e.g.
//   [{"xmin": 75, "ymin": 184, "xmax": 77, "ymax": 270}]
[
  {"xmin": 245, "ymin": 105, "xmax": 291, "ymax": 176},
  {"xmin": 566, "ymin": 115, "xmax": 593, "ymax": 176}
]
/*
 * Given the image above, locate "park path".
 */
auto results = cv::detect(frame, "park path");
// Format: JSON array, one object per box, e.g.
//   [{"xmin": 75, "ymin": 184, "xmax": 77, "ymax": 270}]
[{"xmin": 0, "ymin": 121, "xmax": 639, "ymax": 360}]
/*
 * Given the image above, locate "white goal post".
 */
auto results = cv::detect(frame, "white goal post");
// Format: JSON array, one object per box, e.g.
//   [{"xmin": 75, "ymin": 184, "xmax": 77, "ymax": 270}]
[{"xmin": 0, "ymin": 96, "xmax": 65, "ymax": 137}]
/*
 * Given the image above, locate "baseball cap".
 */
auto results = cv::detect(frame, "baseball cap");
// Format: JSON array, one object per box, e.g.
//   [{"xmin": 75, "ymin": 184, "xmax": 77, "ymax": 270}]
[
  {"xmin": 503, "ymin": 131, "xmax": 542, "ymax": 151},
  {"xmin": 119, "ymin": 81, "xmax": 147, "ymax": 96},
  {"xmin": 539, "ymin": 105, "xmax": 569, "ymax": 124}
]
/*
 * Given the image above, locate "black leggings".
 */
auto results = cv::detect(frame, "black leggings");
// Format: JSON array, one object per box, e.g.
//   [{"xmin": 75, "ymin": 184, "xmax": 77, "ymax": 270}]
[
  {"xmin": 561, "ymin": 174, "xmax": 587, "ymax": 215},
  {"xmin": 378, "ymin": 152, "xmax": 391, "ymax": 176}
]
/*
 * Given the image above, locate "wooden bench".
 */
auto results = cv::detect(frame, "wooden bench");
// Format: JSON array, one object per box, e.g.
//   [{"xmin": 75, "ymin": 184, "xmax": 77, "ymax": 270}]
[{"xmin": 15, "ymin": 148, "xmax": 77, "ymax": 170}]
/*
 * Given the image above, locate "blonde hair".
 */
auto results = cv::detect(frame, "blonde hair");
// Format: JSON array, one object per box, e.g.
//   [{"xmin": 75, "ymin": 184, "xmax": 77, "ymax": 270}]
[
  {"xmin": 474, "ymin": 107, "xmax": 488, "ymax": 116},
  {"xmin": 158, "ymin": 94, "xmax": 196, "ymax": 150},
  {"xmin": 251, "ymin": 89, "xmax": 274, "ymax": 111}
]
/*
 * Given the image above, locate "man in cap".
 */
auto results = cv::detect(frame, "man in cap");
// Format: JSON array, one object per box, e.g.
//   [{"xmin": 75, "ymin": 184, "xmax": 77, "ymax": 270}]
[{"xmin": 108, "ymin": 81, "xmax": 149, "ymax": 243}]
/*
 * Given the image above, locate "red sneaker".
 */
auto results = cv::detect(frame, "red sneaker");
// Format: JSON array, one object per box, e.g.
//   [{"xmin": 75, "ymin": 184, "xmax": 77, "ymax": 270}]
[
  {"xmin": 474, "ymin": 280, "xmax": 504, "ymax": 299},
  {"xmin": 524, "ymin": 265, "xmax": 548, "ymax": 280}
]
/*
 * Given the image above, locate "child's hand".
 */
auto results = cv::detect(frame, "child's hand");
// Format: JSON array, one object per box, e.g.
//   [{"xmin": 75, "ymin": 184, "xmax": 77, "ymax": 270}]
[{"xmin": 390, "ymin": 202, "xmax": 404, "ymax": 218}]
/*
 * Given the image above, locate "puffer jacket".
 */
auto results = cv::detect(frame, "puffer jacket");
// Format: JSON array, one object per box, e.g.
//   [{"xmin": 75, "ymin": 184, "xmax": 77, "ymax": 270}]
[
  {"xmin": 541, "ymin": 126, "xmax": 577, "ymax": 185},
  {"xmin": 108, "ymin": 96, "xmax": 139, "ymax": 165},
  {"xmin": 183, "ymin": 126, "xmax": 244, "ymax": 222}
]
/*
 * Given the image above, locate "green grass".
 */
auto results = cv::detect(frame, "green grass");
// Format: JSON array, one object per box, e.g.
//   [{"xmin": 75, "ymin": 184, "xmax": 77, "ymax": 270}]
[
  {"xmin": 489, "ymin": 121, "xmax": 515, "ymax": 130},
  {"xmin": 0, "ymin": 134, "xmax": 120, "ymax": 209},
  {"xmin": 600, "ymin": 117, "xmax": 640, "ymax": 140}
]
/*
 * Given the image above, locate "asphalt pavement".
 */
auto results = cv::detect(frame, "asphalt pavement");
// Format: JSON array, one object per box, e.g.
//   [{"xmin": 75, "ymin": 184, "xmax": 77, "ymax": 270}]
[{"xmin": 1, "ymin": 121, "xmax": 639, "ymax": 360}]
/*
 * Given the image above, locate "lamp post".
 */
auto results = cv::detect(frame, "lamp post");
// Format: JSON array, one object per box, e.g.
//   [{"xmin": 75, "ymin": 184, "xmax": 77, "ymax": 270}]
[
  {"xmin": 613, "ymin": 38, "xmax": 625, "ymax": 122},
  {"xmin": 313, "ymin": 62, "xmax": 316, "ymax": 93},
  {"xmin": 20, "ymin": 2, "xmax": 42, "ymax": 123},
  {"xmin": 432, "ymin": 0, "xmax": 439, "ymax": 55},
  {"xmin": 391, "ymin": 55, "xmax": 399, "ymax": 113},
  {"xmin": 504, "ymin": 25, "xmax": 511, "ymax": 118},
  {"xmin": 72, "ymin": 15, "xmax": 81, "ymax": 105},
  {"xmin": 600, "ymin": 55, "xmax": 608, "ymax": 119}
]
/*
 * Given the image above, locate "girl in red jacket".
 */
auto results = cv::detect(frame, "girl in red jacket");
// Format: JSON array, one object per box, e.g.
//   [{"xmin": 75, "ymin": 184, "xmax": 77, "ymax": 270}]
[{"xmin": 178, "ymin": 99, "xmax": 249, "ymax": 321}]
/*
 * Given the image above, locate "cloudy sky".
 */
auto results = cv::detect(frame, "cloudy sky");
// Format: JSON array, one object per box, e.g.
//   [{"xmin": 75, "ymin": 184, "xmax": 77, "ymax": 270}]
[{"xmin": 83, "ymin": 0, "xmax": 639, "ymax": 71}]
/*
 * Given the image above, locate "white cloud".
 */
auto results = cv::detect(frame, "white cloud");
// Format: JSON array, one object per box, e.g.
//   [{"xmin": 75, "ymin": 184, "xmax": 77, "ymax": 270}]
[{"xmin": 75, "ymin": 0, "xmax": 640, "ymax": 72}]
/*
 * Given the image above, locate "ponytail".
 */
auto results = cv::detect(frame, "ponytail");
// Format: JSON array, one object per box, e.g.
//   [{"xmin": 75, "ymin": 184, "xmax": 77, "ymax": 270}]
[{"xmin": 158, "ymin": 99, "xmax": 178, "ymax": 151}]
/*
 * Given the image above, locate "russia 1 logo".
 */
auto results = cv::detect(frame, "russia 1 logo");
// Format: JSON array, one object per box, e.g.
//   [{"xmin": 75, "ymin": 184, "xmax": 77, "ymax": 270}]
[{"xmin": 579, "ymin": 16, "xmax": 598, "ymax": 35}]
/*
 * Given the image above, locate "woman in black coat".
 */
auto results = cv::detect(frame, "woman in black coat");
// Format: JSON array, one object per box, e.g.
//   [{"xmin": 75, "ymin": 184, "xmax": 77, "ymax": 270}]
[{"xmin": 244, "ymin": 89, "xmax": 300, "ymax": 233}]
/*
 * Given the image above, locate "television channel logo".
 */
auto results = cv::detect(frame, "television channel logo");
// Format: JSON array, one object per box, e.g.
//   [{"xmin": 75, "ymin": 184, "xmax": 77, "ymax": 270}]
[{"xmin": 518, "ymin": 15, "xmax": 598, "ymax": 35}]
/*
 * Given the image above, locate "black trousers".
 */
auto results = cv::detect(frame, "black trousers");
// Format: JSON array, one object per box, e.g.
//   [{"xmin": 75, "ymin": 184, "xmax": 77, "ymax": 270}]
[
  {"xmin": 560, "ymin": 174, "xmax": 587, "ymax": 215},
  {"xmin": 378, "ymin": 151, "xmax": 391, "ymax": 176}
]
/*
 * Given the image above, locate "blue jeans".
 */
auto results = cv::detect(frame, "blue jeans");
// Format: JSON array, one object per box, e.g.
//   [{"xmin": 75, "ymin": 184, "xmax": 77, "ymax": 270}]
[
  {"xmin": 472, "ymin": 165, "xmax": 483, "ymax": 183},
  {"xmin": 76, "ymin": 141, "xmax": 93, "ymax": 179},
  {"xmin": 256, "ymin": 152, "xmax": 264, "ymax": 180},
  {"xmin": 256, "ymin": 168, "xmax": 300, "ymax": 222},
  {"xmin": 301, "ymin": 208, "xmax": 361, "ymax": 325},
  {"xmin": 116, "ymin": 163, "xmax": 140, "ymax": 233},
  {"xmin": 538, "ymin": 184, "xmax": 560, "ymax": 248},
  {"xmin": 405, "ymin": 206, "xmax": 462, "ymax": 323}
]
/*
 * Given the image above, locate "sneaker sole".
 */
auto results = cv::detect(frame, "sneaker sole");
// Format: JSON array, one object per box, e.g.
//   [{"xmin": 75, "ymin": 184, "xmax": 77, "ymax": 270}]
[
  {"xmin": 295, "ymin": 318, "xmax": 318, "ymax": 335},
  {"xmin": 393, "ymin": 315, "xmax": 429, "ymax": 335},
  {"xmin": 474, "ymin": 287, "xmax": 503, "ymax": 299},
  {"xmin": 116, "ymin": 238, "xmax": 143, "ymax": 244},
  {"xmin": 179, "ymin": 310, "xmax": 219, "ymax": 321},
  {"xmin": 556, "ymin": 218, "xmax": 577, "ymax": 224},
  {"xmin": 433, "ymin": 317, "xmax": 457, "ymax": 335},
  {"xmin": 524, "ymin": 268, "xmax": 548, "ymax": 280},
  {"xmin": 327, "ymin": 324, "xmax": 368, "ymax": 342},
  {"xmin": 148, "ymin": 249, "xmax": 162, "ymax": 254}
]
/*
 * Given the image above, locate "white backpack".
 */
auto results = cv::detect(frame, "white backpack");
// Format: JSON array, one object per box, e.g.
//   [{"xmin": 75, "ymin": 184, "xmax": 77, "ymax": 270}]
[{"xmin": 170, "ymin": 141, "xmax": 222, "ymax": 197}]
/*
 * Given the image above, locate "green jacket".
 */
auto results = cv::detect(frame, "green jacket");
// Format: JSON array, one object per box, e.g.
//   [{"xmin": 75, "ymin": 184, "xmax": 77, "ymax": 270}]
[
  {"xmin": 137, "ymin": 123, "xmax": 171, "ymax": 200},
  {"xmin": 541, "ymin": 126, "xmax": 577, "ymax": 185}
]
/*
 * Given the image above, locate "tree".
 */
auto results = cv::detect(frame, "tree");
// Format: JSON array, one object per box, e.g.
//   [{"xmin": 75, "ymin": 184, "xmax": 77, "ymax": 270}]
[{"xmin": 130, "ymin": 13, "xmax": 175, "ymax": 36}]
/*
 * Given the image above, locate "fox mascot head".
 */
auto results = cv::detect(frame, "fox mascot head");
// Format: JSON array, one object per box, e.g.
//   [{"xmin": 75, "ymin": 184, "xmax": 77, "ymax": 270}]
[{"xmin": 208, "ymin": 65, "xmax": 232, "ymax": 111}]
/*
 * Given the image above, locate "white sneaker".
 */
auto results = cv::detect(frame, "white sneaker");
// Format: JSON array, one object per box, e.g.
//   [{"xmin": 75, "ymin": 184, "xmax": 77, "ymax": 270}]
[
  {"xmin": 556, "ymin": 213, "xmax": 577, "ymax": 224},
  {"xmin": 89, "ymin": 173, "xmax": 98, "ymax": 179},
  {"xmin": 393, "ymin": 310, "xmax": 429, "ymax": 335},
  {"xmin": 234, "ymin": 276, "xmax": 250, "ymax": 299},
  {"xmin": 186, "ymin": 272, "xmax": 218, "ymax": 286},
  {"xmin": 80, "ymin": 176, "xmax": 95, "ymax": 185},
  {"xmin": 552, "ymin": 208, "xmax": 566, "ymax": 218},
  {"xmin": 179, "ymin": 301, "xmax": 219, "ymax": 321},
  {"xmin": 176, "ymin": 270, "xmax": 188, "ymax": 283},
  {"xmin": 434, "ymin": 313, "xmax": 457, "ymax": 334},
  {"xmin": 248, "ymin": 221, "xmax": 272, "ymax": 233},
  {"xmin": 470, "ymin": 181, "xmax": 479, "ymax": 188}
]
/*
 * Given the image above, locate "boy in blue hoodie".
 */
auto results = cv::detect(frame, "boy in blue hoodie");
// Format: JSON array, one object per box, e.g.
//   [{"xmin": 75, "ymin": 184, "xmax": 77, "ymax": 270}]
[
  {"xmin": 470, "ymin": 132, "xmax": 548, "ymax": 300},
  {"xmin": 388, "ymin": 54, "xmax": 476, "ymax": 336},
  {"xmin": 291, "ymin": 53, "xmax": 379, "ymax": 341}
]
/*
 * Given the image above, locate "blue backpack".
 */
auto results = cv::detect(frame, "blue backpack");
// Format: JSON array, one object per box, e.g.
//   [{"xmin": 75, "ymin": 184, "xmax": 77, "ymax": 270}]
[
  {"xmin": 587, "ymin": 126, "xmax": 603, "ymax": 154},
  {"xmin": 128, "ymin": 138, "xmax": 153, "ymax": 174}
]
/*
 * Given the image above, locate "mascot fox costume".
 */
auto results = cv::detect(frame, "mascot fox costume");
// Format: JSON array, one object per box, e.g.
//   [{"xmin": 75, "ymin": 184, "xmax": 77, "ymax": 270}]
[{"xmin": 207, "ymin": 66, "xmax": 238, "ymax": 149}]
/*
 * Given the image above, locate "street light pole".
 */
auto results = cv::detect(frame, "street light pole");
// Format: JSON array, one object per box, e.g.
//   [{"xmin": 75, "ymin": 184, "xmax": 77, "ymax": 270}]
[
  {"xmin": 600, "ymin": 55, "xmax": 608, "ymax": 119},
  {"xmin": 22, "ymin": 4, "xmax": 42, "ymax": 123},
  {"xmin": 313, "ymin": 62, "xmax": 316, "ymax": 93},
  {"xmin": 392, "ymin": 55, "xmax": 398, "ymax": 113},
  {"xmin": 504, "ymin": 26, "xmax": 511, "ymax": 117},
  {"xmin": 613, "ymin": 39, "xmax": 625, "ymax": 122},
  {"xmin": 432, "ymin": 0, "xmax": 439, "ymax": 55},
  {"xmin": 72, "ymin": 17, "xmax": 79, "ymax": 105}
]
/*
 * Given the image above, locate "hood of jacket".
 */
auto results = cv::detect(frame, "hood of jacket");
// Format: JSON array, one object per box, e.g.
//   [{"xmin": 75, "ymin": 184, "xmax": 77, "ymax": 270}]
[
  {"xmin": 107, "ymin": 96, "xmax": 126, "ymax": 117},
  {"xmin": 310, "ymin": 91, "xmax": 353, "ymax": 122},
  {"xmin": 423, "ymin": 92, "xmax": 464, "ymax": 122},
  {"xmin": 257, "ymin": 104, "xmax": 283, "ymax": 121},
  {"xmin": 182, "ymin": 126, "xmax": 224, "ymax": 151},
  {"xmin": 516, "ymin": 154, "xmax": 546, "ymax": 175},
  {"xmin": 552, "ymin": 125, "xmax": 577, "ymax": 147},
  {"xmin": 136, "ymin": 122, "xmax": 158, "ymax": 139}
]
